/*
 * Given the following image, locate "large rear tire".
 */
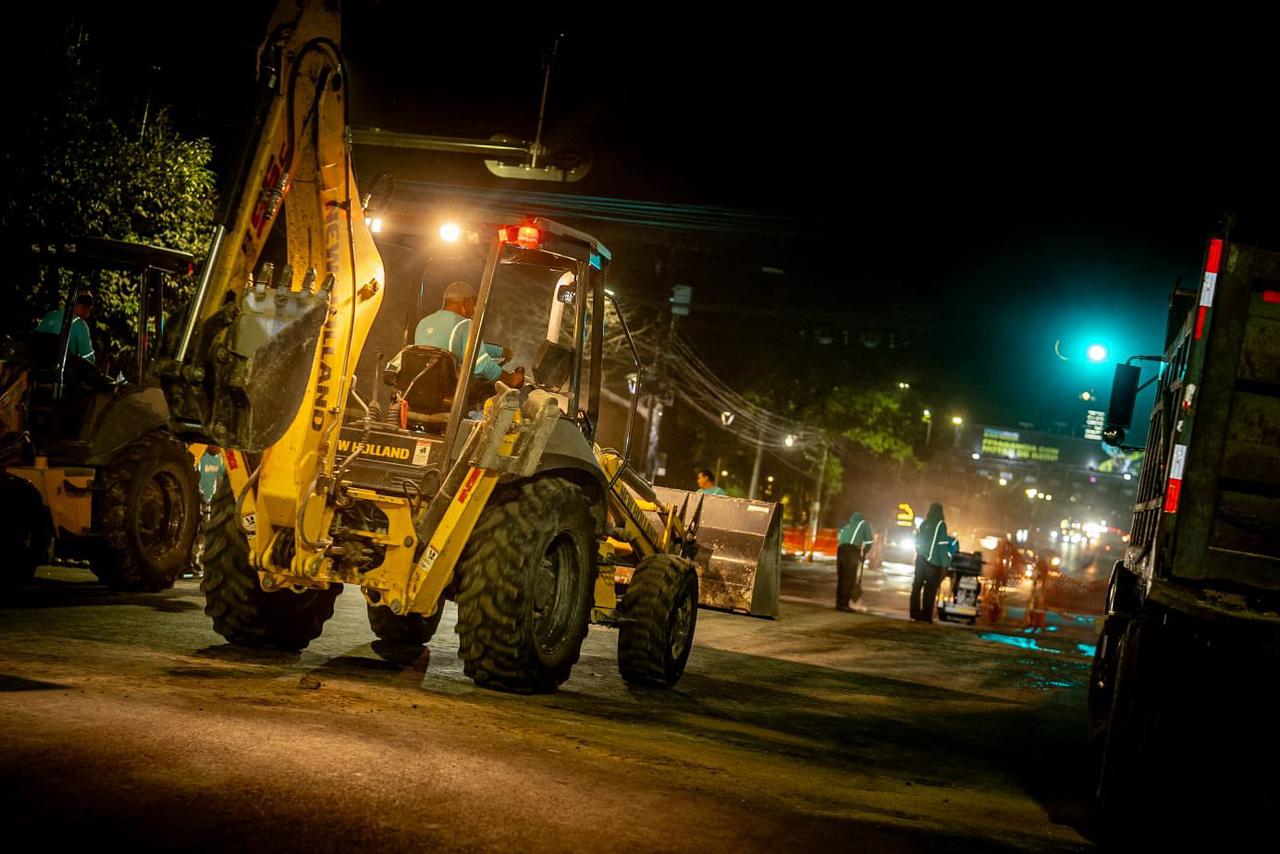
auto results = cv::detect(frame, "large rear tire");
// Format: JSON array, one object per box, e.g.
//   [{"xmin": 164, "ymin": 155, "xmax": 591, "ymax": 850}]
[
  {"xmin": 91, "ymin": 432, "xmax": 200, "ymax": 591},
  {"xmin": 200, "ymin": 478, "xmax": 340, "ymax": 650},
  {"xmin": 617, "ymin": 554, "xmax": 699, "ymax": 687},
  {"xmin": 454, "ymin": 476, "xmax": 598, "ymax": 693}
]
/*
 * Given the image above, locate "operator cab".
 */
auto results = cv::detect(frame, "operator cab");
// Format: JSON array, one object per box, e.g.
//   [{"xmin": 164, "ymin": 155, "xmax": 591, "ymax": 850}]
[{"xmin": 335, "ymin": 218, "xmax": 618, "ymax": 498}]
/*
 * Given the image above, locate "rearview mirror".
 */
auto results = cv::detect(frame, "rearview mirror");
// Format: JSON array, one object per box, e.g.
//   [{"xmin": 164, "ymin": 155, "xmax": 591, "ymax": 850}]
[
  {"xmin": 1104, "ymin": 363, "xmax": 1142, "ymax": 442},
  {"xmin": 361, "ymin": 172, "xmax": 394, "ymax": 215}
]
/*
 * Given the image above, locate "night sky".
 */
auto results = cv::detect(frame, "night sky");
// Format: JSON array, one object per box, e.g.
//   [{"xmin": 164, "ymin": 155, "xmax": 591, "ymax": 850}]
[{"xmin": 21, "ymin": 4, "xmax": 1279, "ymax": 431}]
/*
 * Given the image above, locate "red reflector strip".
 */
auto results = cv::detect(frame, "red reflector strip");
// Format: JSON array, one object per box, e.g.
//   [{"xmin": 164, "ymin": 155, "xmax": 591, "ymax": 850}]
[
  {"xmin": 1164, "ymin": 444, "xmax": 1188, "ymax": 513},
  {"xmin": 1205, "ymin": 238, "xmax": 1223, "ymax": 274},
  {"xmin": 1264, "ymin": 290, "xmax": 1280, "ymax": 304},
  {"xmin": 1194, "ymin": 305, "xmax": 1208, "ymax": 339}
]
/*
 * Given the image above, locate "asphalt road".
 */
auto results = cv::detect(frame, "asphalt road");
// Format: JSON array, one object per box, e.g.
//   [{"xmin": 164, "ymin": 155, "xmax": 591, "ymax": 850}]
[{"xmin": 1, "ymin": 559, "xmax": 1100, "ymax": 851}]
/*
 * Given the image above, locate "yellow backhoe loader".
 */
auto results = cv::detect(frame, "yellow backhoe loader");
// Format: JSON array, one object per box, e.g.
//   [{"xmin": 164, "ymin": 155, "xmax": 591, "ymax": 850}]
[{"xmin": 153, "ymin": 0, "xmax": 779, "ymax": 692}]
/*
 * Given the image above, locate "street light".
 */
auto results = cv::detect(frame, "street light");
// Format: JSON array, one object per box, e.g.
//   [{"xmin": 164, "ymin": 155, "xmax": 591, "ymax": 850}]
[
  {"xmin": 784, "ymin": 434, "xmax": 796, "ymax": 448},
  {"xmin": 951, "ymin": 415, "xmax": 963, "ymax": 448},
  {"xmin": 922, "ymin": 409, "xmax": 932, "ymax": 446},
  {"xmin": 1086, "ymin": 343, "xmax": 1109, "ymax": 363},
  {"xmin": 897, "ymin": 381, "xmax": 911, "ymax": 390},
  {"xmin": 439, "ymin": 222, "xmax": 462, "ymax": 243}
]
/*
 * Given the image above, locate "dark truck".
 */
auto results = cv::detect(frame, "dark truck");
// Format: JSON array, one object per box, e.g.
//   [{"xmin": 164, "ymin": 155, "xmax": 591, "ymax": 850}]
[{"xmin": 1090, "ymin": 234, "xmax": 1280, "ymax": 833}]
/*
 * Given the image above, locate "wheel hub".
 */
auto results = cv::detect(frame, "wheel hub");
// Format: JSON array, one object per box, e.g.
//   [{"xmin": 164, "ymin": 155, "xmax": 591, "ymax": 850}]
[
  {"xmin": 670, "ymin": 589, "xmax": 694, "ymax": 660},
  {"xmin": 532, "ymin": 535, "xmax": 578, "ymax": 655},
  {"xmin": 136, "ymin": 470, "xmax": 186, "ymax": 559}
]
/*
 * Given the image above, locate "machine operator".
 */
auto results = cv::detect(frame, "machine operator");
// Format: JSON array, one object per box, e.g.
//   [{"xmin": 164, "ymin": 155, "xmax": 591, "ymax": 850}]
[{"xmin": 414, "ymin": 280, "xmax": 524, "ymax": 388}]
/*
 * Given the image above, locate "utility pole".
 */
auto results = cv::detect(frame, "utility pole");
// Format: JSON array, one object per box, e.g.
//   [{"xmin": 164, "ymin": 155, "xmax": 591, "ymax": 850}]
[
  {"xmin": 644, "ymin": 258, "xmax": 691, "ymax": 484},
  {"xmin": 748, "ymin": 432, "xmax": 765, "ymax": 500},
  {"xmin": 807, "ymin": 440, "xmax": 829, "ymax": 561}
]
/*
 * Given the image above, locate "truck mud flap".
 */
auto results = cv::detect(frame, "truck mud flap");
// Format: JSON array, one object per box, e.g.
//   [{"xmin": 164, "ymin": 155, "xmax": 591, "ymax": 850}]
[{"xmin": 653, "ymin": 486, "xmax": 781, "ymax": 618}]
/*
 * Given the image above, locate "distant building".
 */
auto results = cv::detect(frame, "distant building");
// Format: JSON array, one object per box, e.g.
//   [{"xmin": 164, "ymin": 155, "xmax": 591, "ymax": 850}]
[{"xmin": 948, "ymin": 422, "xmax": 1142, "ymax": 548}]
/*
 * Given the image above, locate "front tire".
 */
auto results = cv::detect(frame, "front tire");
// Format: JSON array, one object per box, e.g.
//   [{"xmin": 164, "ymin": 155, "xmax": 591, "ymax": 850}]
[
  {"xmin": 200, "ymin": 477, "xmax": 340, "ymax": 651},
  {"xmin": 91, "ymin": 432, "xmax": 199, "ymax": 591},
  {"xmin": 617, "ymin": 554, "xmax": 699, "ymax": 687},
  {"xmin": 454, "ymin": 476, "xmax": 598, "ymax": 693}
]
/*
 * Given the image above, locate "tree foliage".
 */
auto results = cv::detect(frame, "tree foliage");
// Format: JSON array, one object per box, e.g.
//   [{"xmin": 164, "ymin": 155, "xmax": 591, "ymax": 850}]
[{"xmin": 1, "ymin": 45, "xmax": 215, "ymax": 355}]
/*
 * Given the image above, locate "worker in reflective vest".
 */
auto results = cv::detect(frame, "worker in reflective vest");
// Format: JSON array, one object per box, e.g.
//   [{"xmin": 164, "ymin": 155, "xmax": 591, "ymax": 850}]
[
  {"xmin": 910, "ymin": 503, "xmax": 951, "ymax": 623},
  {"xmin": 836, "ymin": 511, "xmax": 874, "ymax": 611}
]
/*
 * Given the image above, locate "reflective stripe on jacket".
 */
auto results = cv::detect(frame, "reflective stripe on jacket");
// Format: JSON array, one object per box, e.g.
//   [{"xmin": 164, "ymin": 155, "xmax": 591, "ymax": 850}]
[{"xmin": 915, "ymin": 518, "xmax": 951, "ymax": 566}]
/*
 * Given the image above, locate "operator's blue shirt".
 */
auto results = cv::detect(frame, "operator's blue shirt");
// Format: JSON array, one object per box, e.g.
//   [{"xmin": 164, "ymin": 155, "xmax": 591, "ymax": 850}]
[
  {"xmin": 37, "ymin": 309, "xmax": 95, "ymax": 364},
  {"xmin": 699, "ymin": 486, "xmax": 727, "ymax": 496},
  {"xmin": 413, "ymin": 309, "xmax": 503, "ymax": 382}
]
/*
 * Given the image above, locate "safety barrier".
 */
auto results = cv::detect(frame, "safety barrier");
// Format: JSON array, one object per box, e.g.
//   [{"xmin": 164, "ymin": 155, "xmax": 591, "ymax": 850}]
[{"xmin": 782, "ymin": 525, "xmax": 838, "ymax": 557}]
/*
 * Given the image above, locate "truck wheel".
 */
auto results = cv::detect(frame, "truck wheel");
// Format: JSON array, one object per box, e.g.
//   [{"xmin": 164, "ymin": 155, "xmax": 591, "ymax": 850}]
[
  {"xmin": 1092, "ymin": 617, "xmax": 1164, "ymax": 835},
  {"xmin": 0, "ymin": 475, "xmax": 50, "ymax": 595},
  {"xmin": 454, "ymin": 476, "xmax": 597, "ymax": 693},
  {"xmin": 1087, "ymin": 613, "xmax": 1128, "ymax": 747},
  {"xmin": 368, "ymin": 602, "xmax": 443, "ymax": 647},
  {"xmin": 91, "ymin": 432, "xmax": 200, "ymax": 591},
  {"xmin": 200, "ymin": 477, "xmax": 340, "ymax": 650},
  {"xmin": 618, "ymin": 554, "xmax": 699, "ymax": 687}
]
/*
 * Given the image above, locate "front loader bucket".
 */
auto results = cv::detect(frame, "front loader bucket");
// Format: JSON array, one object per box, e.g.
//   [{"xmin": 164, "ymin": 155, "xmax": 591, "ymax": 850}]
[{"xmin": 654, "ymin": 487, "xmax": 782, "ymax": 618}]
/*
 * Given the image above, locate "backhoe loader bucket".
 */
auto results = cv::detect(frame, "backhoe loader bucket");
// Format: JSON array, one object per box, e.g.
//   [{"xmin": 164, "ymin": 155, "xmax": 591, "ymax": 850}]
[{"xmin": 653, "ymin": 486, "xmax": 782, "ymax": 618}]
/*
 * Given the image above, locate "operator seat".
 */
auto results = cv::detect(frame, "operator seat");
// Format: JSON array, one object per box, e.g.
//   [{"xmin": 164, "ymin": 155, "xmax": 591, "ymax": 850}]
[{"xmin": 383, "ymin": 345, "xmax": 457, "ymax": 431}]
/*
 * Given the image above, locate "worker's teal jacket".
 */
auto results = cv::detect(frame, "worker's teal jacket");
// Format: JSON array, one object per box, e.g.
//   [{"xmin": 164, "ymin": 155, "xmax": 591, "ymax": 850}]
[
  {"xmin": 413, "ymin": 309, "xmax": 503, "ymax": 381},
  {"xmin": 838, "ymin": 513, "xmax": 874, "ymax": 547},
  {"xmin": 916, "ymin": 517, "xmax": 951, "ymax": 567},
  {"xmin": 37, "ymin": 309, "xmax": 95, "ymax": 364}
]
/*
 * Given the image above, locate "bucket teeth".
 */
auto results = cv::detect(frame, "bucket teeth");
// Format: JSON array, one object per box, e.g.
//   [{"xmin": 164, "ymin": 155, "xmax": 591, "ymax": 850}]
[{"xmin": 254, "ymin": 261, "xmax": 275, "ymax": 297}]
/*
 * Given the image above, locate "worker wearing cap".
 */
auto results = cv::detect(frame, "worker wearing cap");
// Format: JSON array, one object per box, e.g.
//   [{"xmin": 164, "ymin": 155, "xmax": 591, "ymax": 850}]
[
  {"xmin": 37, "ymin": 292, "xmax": 96, "ymax": 364},
  {"xmin": 414, "ymin": 281, "xmax": 523, "ymax": 386}
]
